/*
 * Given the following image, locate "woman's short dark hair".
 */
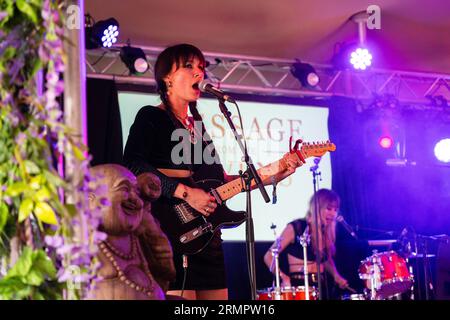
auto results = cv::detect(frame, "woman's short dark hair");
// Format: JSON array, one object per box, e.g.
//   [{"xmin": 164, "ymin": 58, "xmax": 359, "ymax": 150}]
[{"xmin": 154, "ymin": 44, "xmax": 206, "ymax": 106}]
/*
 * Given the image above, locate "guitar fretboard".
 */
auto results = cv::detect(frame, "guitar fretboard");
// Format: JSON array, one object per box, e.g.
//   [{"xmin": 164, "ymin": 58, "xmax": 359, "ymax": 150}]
[{"xmin": 216, "ymin": 151, "xmax": 305, "ymax": 201}]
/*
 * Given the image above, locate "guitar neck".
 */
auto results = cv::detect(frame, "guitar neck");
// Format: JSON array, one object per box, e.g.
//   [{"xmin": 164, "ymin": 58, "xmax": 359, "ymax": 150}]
[{"xmin": 215, "ymin": 151, "xmax": 305, "ymax": 202}]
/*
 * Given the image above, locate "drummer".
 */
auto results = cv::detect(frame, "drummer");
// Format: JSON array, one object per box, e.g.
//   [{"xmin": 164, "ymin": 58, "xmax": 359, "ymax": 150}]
[{"xmin": 263, "ymin": 189, "xmax": 349, "ymax": 298}]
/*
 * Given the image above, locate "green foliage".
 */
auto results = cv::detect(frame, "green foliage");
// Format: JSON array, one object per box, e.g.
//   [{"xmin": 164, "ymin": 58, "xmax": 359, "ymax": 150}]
[
  {"xmin": 0, "ymin": 247, "xmax": 61, "ymax": 300},
  {"xmin": 0, "ymin": 0, "xmax": 78, "ymax": 300}
]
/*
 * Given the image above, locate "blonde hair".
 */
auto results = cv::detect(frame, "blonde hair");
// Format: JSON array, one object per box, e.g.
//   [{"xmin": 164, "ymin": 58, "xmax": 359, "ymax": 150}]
[{"xmin": 306, "ymin": 189, "xmax": 340, "ymax": 257}]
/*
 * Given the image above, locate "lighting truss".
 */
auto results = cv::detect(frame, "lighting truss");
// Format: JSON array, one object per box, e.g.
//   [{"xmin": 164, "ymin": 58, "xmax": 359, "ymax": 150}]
[{"xmin": 86, "ymin": 44, "xmax": 450, "ymax": 109}]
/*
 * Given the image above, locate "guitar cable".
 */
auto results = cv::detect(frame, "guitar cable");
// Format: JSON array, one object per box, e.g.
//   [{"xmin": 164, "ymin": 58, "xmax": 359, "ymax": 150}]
[{"xmin": 180, "ymin": 254, "xmax": 188, "ymax": 298}]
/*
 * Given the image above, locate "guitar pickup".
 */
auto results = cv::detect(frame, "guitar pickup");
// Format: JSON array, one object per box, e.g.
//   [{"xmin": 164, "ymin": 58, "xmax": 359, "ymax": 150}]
[
  {"xmin": 179, "ymin": 223, "xmax": 213, "ymax": 243},
  {"xmin": 210, "ymin": 189, "xmax": 223, "ymax": 205}
]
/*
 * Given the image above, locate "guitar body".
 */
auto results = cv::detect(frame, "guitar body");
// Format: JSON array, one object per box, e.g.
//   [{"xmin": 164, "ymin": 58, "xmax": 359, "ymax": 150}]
[
  {"xmin": 152, "ymin": 179, "xmax": 247, "ymax": 255},
  {"xmin": 151, "ymin": 140, "xmax": 336, "ymax": 255}
]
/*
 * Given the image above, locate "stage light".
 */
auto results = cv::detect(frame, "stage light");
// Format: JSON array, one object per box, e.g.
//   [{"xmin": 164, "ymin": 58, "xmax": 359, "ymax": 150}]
[
  {"xmin": 434, "ymin": 138, "xmax": 450, "ymax": 163},
  {"xmin": 120, "ymin": 45, "xmax": 149, "ymax": 75},
  {"xmin": 379, "ymin": 136, "xmax": 393, "ymax": 149},
  {"xmin": 85, "ymin": 17, "xmax": 120, "ymax": 49},
  {"xmin": 350, "ymin": 47, "xmax": 372, "ymax": 70},
  {"xmin": 333, "ymin": 12, "xmax": 375, "ymax": 71},
  {"xmin": 333, "ymin": 43, "xmax": 373, "ymax": 71},
  {"xmin": 290, "ymin": 62, "xmax": 320, "ymax": 88}
]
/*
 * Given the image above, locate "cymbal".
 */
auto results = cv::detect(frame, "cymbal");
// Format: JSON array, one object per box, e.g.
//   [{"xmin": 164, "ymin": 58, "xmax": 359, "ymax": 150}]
[
  {"xmin": 367, "ymin": 239, "xmax": 397, "ymax": 246},
  {"xmin": 407, "ymin": 253, "xmax": 436, "ymax": 258}
]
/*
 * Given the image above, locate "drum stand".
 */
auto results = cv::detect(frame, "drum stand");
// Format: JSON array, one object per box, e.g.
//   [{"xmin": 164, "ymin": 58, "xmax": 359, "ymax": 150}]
[
  {"xmin": 270, "ymin": 236, "xmax": 282, "ymax": 300},
  {"xmin": 299, "ymin": 226, "xmax": 311, "ymax": 300},
  {"xmin": 369, "ymin": 250, "xmax": 381, "ymax": 300}
]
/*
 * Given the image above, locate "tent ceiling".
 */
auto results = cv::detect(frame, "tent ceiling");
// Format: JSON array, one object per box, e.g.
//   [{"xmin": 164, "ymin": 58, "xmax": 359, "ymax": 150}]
[{"xmin": 85, "ymin": 0, "xmax": 450, "ymax": 74}]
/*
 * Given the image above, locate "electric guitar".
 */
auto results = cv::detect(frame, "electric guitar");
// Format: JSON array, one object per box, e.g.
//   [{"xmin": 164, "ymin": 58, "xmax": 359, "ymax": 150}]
[{"xmin": 152, "ymin": 140, "xmax": 336, "ymax": 255}]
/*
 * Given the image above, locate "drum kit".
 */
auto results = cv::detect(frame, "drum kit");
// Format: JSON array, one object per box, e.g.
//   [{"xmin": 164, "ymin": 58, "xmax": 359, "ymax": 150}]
[
  {"xmin": 258, "ymin": 223, "xmax": 319, "ymax": 301},
  {"xmin": 259, "ymin": 221, "xmax": 420, "ymax": 300},
  {"xmin": 257, "ymin": 286, "xmax": 318, "ymax": 301},
  {"xmin": 257, "ymin": 249, "xmax": 415, "ymax": 301},
  {"xmin": 356, "ymin": 250, "xmax": 414, "ymax": 300}
]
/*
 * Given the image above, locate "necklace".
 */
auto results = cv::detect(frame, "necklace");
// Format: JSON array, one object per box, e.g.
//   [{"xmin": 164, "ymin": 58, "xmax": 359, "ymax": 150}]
[
  {"xmin": 161, "ymin": 105, "xmax": 198, "ymax": 144},
  {"xmin": 102, "ymin": 235, "xmax": 137, "ymax": 260},
  {"xmin": 177, "ymin": 115, "xmax": 197, "ymax": 144},
  {"xmin": 99, "ymin": 235, "xmax": 156, "ymax": 297}
]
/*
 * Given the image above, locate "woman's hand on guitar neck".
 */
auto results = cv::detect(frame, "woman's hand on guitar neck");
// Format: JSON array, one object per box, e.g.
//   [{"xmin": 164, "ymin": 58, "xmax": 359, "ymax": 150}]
[
  {"xmin": 174, "ymin": 184, "xmax": 217, "ymax": 217},
  {"xmin": 273, "ymin": 152, "xmax": 304, "ymax": 183}
]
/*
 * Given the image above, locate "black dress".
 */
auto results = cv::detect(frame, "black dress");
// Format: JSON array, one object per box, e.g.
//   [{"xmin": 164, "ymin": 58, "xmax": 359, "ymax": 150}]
[{"xmin": 123, "ymin": 106, "xmax": 227, "ymax": 290}]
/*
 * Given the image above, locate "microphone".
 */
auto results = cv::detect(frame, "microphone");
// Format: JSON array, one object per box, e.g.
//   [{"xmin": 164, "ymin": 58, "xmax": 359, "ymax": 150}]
[
  {"xmin": 399, "ymin": 227, "xmax": 408, "ymax": 239},
  {"xmin": 198, "ymin": 80, "xmax": 236, "ymax": 103},
  {"xmin": 309, "ymin": 157, "xmax": 321, "ymax": 172},
  {"xmin": 336, "ymin": 215, "xmax": 358, "ymax": 239}
]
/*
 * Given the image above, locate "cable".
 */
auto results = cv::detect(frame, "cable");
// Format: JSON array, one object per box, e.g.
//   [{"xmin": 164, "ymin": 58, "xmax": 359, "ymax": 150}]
[{"xmin": 180, "ymin": 254, "xmax": 188, "ymax": 298}]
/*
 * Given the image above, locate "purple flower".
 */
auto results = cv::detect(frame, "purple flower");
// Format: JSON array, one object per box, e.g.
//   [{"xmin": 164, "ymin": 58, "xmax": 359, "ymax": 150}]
[
  {"xmin": 0, "ymin": 11, "xmax": 8, "ymax": 21},
  {"xmin": 94, "ymin": 232, "xmax": 107, "ymax": 242},
  {"xmin": 44, "ymin": 235, "xmax": 64, "ymax": 248}
]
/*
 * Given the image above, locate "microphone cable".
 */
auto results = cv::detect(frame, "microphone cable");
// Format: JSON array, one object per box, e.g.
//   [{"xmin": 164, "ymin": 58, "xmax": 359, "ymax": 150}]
[{"xmin": 180, "ymin": 254, "xmax": 188, "ymax": 298}]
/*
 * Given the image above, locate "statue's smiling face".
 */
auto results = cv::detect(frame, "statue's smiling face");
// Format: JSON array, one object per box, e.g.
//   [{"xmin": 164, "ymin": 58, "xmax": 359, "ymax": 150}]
[{"xmin": 101, "ymin": 167, "xmax": 144, "ymax": 235}]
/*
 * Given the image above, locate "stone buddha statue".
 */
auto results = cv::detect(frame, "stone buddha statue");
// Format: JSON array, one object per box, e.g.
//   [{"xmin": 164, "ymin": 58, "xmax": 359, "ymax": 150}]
[
  {"xmin": 88, "ymin": 164, "xmax": 167, "ymax": 300},
  {"xmin": 135, "ymin": 173, "xmax": 176, "ymax": 293}
]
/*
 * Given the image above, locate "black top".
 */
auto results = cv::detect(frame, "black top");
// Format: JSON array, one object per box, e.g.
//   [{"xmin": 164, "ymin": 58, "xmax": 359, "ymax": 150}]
[
  {"xmin": 123, "ymin": 106, "xmax": 225, "ymax": 197},
  {"xmin": 123, "ymin": 105, "xmax": 228, "ymax": 290},
  {"xmin": 284, "ymin": 219, "xmax": 328, "ymax": 263}
]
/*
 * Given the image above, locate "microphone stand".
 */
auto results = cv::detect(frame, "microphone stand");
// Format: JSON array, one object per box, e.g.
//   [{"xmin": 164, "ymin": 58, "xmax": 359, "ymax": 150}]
[
  {"xmin": 299, "ymin": 226, "xmax": 311, "ymax": 300},
  {"xmin": 310, "ymin": 163, "xmax": 323, "ymax": 300},
  {"xmin": 271, "ymin": 236, "xmax": 282, "ymax": 300},
  {"xmin": 217, "ymin": 98, "xmax": 270, "ymax": 300}
]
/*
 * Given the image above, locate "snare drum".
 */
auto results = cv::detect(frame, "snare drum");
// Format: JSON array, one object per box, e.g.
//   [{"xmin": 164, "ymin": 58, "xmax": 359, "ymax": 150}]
[
  {"xmin": 359, "ymin": 251, "xmax": 413, "ymax": 299},
  {"xmin": 256, "ymin": 286, "xmax": 317, "ymax": 300}
]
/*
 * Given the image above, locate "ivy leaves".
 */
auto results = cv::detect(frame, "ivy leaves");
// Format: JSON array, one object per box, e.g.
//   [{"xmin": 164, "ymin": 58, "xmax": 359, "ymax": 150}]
[
  {"xmin": 0, "ymin": 246, "xmax": 59, "ymax": 300},
  {"xmin": 0, "ymin": 0, "xmax": 43, "ymax": 28},
  {"xmin": 5, "ymin": 170, "xmax": 61, "ymax": 227},
  {"xmin": 16, "ymin": 0, "xmax": 42, "ymax": 25}
]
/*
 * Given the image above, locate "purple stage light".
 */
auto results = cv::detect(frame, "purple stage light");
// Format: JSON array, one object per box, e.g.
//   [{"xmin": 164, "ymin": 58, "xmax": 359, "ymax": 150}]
[
  {"xmin": 350, "ymin": 47, "xmax": 372, "ymax": 70},
  {"xmin": 434, "ymin": 138, "xmax": 450, "ymax": 163}
]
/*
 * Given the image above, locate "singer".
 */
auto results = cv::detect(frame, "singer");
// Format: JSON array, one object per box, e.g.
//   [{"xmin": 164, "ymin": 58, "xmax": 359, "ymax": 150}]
[
  {"xmin": 123, "ymin": 44, "xmax": 299, "ymax": 300},
  {"xmin": 263, "ymin": 189, "xmax": 348, "ymax": 299}
]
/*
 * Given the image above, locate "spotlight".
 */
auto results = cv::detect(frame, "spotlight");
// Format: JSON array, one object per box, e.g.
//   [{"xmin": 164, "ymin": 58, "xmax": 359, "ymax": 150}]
[
  {"xmin": 85, "ymin": 17, "xmax": 120, "ymax": 49},
  {"xmin": 333, "ymin": 43, "xmax": 373, "ymax": 71},
  {"xmin": 379, "ymin": 136, "xmax": 393, "ymax": 149},
  {"xmin": 290, "ymin": 61, "xmax": 320, "ymax": 88},
  {"xmin": 120, "ymin": 46, "xmax": 149, "ymax": 75},
  {"xmin": 350, "ymin": 47, "xmax": 372, "ymax": 70},
  {"xmin": 434, "ymin": 138, "xmax": 450, "ymax": 163}
]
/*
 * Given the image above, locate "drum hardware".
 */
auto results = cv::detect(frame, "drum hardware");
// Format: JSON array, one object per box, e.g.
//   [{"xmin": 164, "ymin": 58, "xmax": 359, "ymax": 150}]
[
  {"xmin": 298, "ymin": 225, "xmax": 311, "ymax": 300},
  {"xmin": 269, "ymin": 225, "xmax": 282, "ymax": 300},
  {"xmin": 341, "ymin": 293, "xmax": 367, "ymax": 300},
  {"xmin": 397, "ymin": 228, "xmax": 447, "ymax": 300}
]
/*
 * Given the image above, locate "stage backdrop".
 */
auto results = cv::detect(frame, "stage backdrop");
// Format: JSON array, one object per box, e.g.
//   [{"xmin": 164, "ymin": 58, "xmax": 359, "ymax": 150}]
[{"xmin": 118, "ymin": 92, "xmax": 332, "ymax": 242}]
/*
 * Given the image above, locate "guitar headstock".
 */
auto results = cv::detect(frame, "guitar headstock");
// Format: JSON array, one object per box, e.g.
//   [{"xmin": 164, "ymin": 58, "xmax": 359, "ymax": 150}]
[{"xmin": 300, "ymin": 140, "xmax": 336, "ymax": 158}]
